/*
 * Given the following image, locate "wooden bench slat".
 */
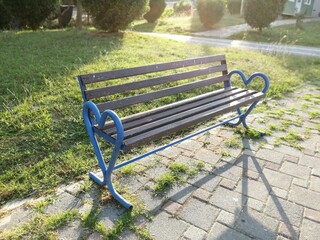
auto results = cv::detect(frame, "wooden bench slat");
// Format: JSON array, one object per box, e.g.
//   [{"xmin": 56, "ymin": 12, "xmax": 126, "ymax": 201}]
[
  {"xmin": 97, "ymin": 75, "xmax": 229, "ymax": 111},
  {"xmin": 123, "ymin": 92, "xmax": 265, "ymax": 150},
  {"xmin": 121, "ymin": 90, "xmax": 257, "ymax": 139},
  {"xmin": 80, "ymin": 55, "xmax": 226, "ymax": 84},
  {"xmin": 85, "ymin": 64, "xmax": 227, "ymax": 100},
  {"xmin": 103, "ymin": 88, "xmax": 246, "ymax": 135}
]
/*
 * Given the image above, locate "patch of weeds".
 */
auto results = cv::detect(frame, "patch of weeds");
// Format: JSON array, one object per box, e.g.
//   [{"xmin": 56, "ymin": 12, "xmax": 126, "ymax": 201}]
[
  {"xmin": 202, "ymin": 140, "xmax": 210, "ymax": 148},
  {"xmin": 278, "ymin": 131, "xmax": 304, "ymax": 149},
  {"xmin": 196, "ymin": 161, "xmax": 205, "ymax": 171},
  {"xmin": 1, "ymin": 210, "xmax": 79, "ymax": 239},
  {"xmin": 33, "ymin": 197, "xmax": 54, "ymax": 213},
  {"xmin": 317, "ymin": 122, "xmax": 320, "ymax": 133},
  {"xmin": 120, "ymin": 164, "xmax": 138, "ymax": 176},
  {"xmin": 134, "ymin": 225, "xmax": 155, "ymax": 240},
  {"xmin": 268, "ymin": 123, "xmax": 281, "ymax": 132},
  {"xmin": 308, "ymin": 110, "xmax": 320, "ymax": 119},
  {"xmin": 154, "ymin": 162, "xmax": 201, "ymax": 195},
  {"xmin": 235, "ymin": 127, "xmax": 264, "ymax": 140},
  {"xmin": 304, "ymin": 93, "xmax": 312, "ymax": 101},
  {"xmin": 82, "ymin": 206, "xmax": 101, "ymax": 230},
  {"xmin": 268, "ymin": 108, "xmax": 286, "ymax": 119},
  {"xmin": 224, "ymin": 136, "xmax": 242, "ymax": 149},
  {"xmin": 219, "ymin": 150, "xmax": 231, "ymax": 157}
]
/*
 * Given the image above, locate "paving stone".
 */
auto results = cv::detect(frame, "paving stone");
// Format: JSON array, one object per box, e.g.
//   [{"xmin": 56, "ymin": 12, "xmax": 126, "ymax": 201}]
[
  {"xmin": 234, "ymin": 154, "xmax": 264, "ymax": 173},
  {"xmin": 278, "ymin": 222, "xmax": 299, "ymax": 240},
  {"xmin": 235, "ymin": 208, "xmax": 279, "ymax": 240},
  {"xmin": 119, "ymin": 175, "xmax": 150, "ymax": 192},
  {"xmin": 0, "ymin": 206, "xmax": 35, "ymax": 232},
  {"xmin": 147, "ymin": 212, "xmax": 188, "ymax": 240},
  {"xmin": 207, "ymin": 222, "xmax": 251, "ymax": 240},
  {"xmin": 87, "ymin": 231, "xmax": 103, "ymax": 240},
  {"xmin": 43, "ymin": 192, "xmax": 82, "ymax": 214},
  {"xmin": 166, "ymin": 183, "xmax": 197, "ymax": 204},
  {"xmin": 262, "ymin": 168, "xmax": 293, "ymax": 190},
  {"xmin": 309, "ymin": 176, "xmax": 320, "ymax": 193},
  {"xmin": 300, "ymin": 218, "xmax": 320, "ymax": 240},
  {"xmin": 264, "ymin": 197, "xmax": 304, "ymax": 227},
  {"xmin": 157, "ymin": 146, "xmax": 182, "ymax": 159},
  {"xmin": 270, "ymin": 186, "xmax": 288, "ymax": 199},
  {"xmin": 213, "ymin": 162, "xmax": 243, "ymax": 182},
  {"xmin": 183, "ymin": 225, "xmax": 206, "ymax": 240},
  {"xmin": 299, "ymin": 154, "xmax": 320, "ymax": 169},
  {"xmin": 283, "ymin": 154, "xmax": 299, "ymax": 164},
  {"xmin": 162, "ymin": 200, "xmax": 181, "ymax": 214},
  {"xmin": 243, "ymin": 169, "xmax": 260, "ymax": 180},
  {"xmin": 144, "ymin": 165, "xmax": 168, "ymax": 180},
  {"xmin": 119, "ymin": 229, "xmax": 139, "ymax": 240},
  {"xmin": 304, "ymin": 208, "xmax": 320, "ymax": 223},
  {"xmin": 292, "ymin": 178, "xmax": 309, "ymax": 188},
  {"xmin": 219, "ymin": 178, "xmax": 237, "ymax": 190},
  {"xmin": 210, "ymin": 187, "xmax": 246, "ymax": 214},
  {"xmin": 65, "ymin": 182, "xmax": 83, "ymax": 196},
  {"xmin": 179, "ymin": 198, "xmax": 219, "ymax": 231},
  {"xmin": 78, "ymin": 203, "xmax": 93, "ymax": 216},
  {"xmin": 274, "ymin": 145, "xmax": 301, "ymax": 158},
  {"xmin": 264, "ymin": 161, "xmax": 281, "ymax": 171},
  {"xmin": 289, "ymin": 185, "xmax": 320, "ymax": 211},
  {"xmin": 57, "ymin": 219, "xmax": 87, "ymax": 240},
  {"xmin": 216, "ymin": 210, "xmax": 238, "ymax": 227},
  {"xmin": 187, "ymin": 172, "xmax": 220, "ymax": 192},
  {"xmin": 192, "ymin": 188, "xmax": 211, "ymax": 202},
  {"xmin": 235, "ymin": 178, "xmax": 270, "ymax": 202},
  {"xmin": 177, "ymin": 139, "xmax": 203, "ymax": 152},
  {"xmin": 0, "ymin": 197, "xmax": 33, "ymax": 212},
  {"xmin": 280, "ymin": 161, "xmax": 311, "ymax": 180},
  {"xmin": 312, "ymin": 168, "xmax": 320, "ymax": 178},
  {"xmin": 256, "ymin": 148, "xmax": 284, "ymax": 164},
  {"xmin": 98, "ymin": 203, "xmax": 126, "ymax": 229},
  {"xmin": 194, "ymin": 148, "xmax": 221, "ymax": 164},
  {"xmin": 246, "ymin": 198, "xmax": 265, "ymax": 212},
  {"xmin": 138, "ymin": 189, "xmax": 163, "ymax": 213}
]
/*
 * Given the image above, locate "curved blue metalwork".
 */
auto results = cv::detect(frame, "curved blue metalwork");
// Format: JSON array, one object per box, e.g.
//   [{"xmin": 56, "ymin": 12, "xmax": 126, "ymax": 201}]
[
  {"xmin": 227, "ymin": 70, "xmax": 270, "ymax": 129},
  {"xmin": 82, "ymin": 101, "xmax": 132, "ymax": 209}
]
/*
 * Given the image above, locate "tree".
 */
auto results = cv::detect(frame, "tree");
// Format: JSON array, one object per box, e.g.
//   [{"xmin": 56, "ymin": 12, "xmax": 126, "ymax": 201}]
[
  {"xmin": 82, "ymin": 0, "xmax": 148, "ymax": 32},
  {"xmin": 244, "ymin": 0, "xmax": 286, "ymax": 31},
  {"xmin": 196, "ymin": 0, "xmax": 225, "ymax": 28},
  {"xmin": 144, "ymin": 0, "xmax": 167, "ymax": 23}
]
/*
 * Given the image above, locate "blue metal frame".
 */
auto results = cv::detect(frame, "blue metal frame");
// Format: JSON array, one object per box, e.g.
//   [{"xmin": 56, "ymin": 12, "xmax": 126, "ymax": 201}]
[{"xmin": 79, "ymin": 70, "xmax": 270, "ymax": 209}]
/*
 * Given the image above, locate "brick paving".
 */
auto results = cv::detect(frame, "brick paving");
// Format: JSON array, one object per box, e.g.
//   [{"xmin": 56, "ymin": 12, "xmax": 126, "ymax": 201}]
[{"xmin": 0, "ymin": 85, "xmax": 319, "ymax": 239}]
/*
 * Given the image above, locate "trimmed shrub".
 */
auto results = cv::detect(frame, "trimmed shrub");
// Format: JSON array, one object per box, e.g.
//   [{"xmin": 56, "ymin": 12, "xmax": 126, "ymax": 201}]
[
  {"xmin": 227, "ymin": 0, "xmax": 241, "ymax": 15},
  {"xmin": 244, "ymin": 0, "xmax": 286, "ymax": 31},
  {"xmin": 173, "ymin": 0, "xmax": 193, "ymax": 16},
  {"xmin": 82, "ymin": 0, "xmax": 148, "ymax": 32},
  {"xmin": 196, "ymin": 0, "xmax": 225, "ymax": 28},
  {"xmin": 5, "ymin": 0, "xmax": 59, "ymax": 30},
  {"xmin": 144, "ymin": 0, "xmax": 167, "ymax": 23}
]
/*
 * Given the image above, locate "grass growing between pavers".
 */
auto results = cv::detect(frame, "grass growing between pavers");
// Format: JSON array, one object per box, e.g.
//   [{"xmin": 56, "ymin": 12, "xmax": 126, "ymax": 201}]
[
  {"xmin": 229, "ymin": 21, "xmax": 320, "ymax": 47},
  {"xmin": 131, "ymin": 13, "xmax": 245, "ymax": 34},
  {"xmin": 1, "ymin": 28, "xmax": 320, "ymax": 206}
]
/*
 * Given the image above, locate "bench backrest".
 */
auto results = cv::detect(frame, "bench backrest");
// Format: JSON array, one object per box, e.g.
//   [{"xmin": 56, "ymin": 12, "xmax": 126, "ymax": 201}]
[{"xmin": 78, "ymin": 55, "xmax": 230, "ymax": 113}]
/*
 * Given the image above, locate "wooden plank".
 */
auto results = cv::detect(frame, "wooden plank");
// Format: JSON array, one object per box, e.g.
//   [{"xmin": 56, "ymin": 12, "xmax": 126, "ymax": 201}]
[
  {"xmin": 123, "ymin": 92, "xmax": 265, "ymax": 150},
  {"xmin": 85, "ymin": 64, "xmax": 227, "ymax": 100},
  {"xmin": 80, "ymin": 55, "xmax": 226, "ymax": 84},
  {"xmin": 103, "ymin": 88, "xmax": 246, "ymax": 135},
  {"xmin": 97, "ymin": 75, "xmax": 229, "ymax": 111},
  {"xmin": 121, "ymin": 90, "xmax": 257, "ymax": 138}
]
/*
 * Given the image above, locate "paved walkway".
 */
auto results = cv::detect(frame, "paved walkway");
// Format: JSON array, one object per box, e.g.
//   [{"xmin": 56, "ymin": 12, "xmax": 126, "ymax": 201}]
[{"xmin": 1, "ymin": 85, "xmax": 320, "ymax": 239}]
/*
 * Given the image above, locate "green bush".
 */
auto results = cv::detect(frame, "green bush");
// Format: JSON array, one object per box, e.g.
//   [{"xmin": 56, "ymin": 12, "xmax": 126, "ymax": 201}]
[
  {"xmin": 227, "ymin": 0, "xmax": 241, "ymax": 15},
  {"xmin": 4, "ymin": 0, "xmax": 59, "ymax": 30},
  {"xmin": 0, "ymin": 0, "xmax": 11, "ymax": 29},
  {"xmin": 173, "ymin": 0, "xmax": 193, "ymax": 16},
  {"xmin": 244, "ymin": 0, "xmax": 286, "ymax": 31},
  {"xmin": 82, "ymin": 0, "xmax": 148, "ymax": 32},
  {"xmin": 196, "ymin": 0, "xmax": 225, "ymax": 28},
  {"xmin": 144, "ymin": 0, "xmax": 167, "ymax": 23}
]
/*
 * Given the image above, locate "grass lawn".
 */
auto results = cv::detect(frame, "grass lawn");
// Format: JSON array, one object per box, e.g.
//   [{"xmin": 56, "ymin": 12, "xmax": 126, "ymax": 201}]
[
  {"xmin": 131, "ymin": 12, "xmax": 245, "ymax": 34},
  {"xmin": 229, "ymin": 21, "xmax": 320, "ymax": 47},
  {"xmin": 0, "ymin": 28, "xmax": 320, "ymax": 205}
]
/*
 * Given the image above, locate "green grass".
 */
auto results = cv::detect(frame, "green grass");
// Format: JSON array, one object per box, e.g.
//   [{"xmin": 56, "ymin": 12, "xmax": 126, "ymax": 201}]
[
  {"xmin": 131, "ymin": 12, "xmax": 245, "ymax": 34},
  {"xmin": 229, "ymin": 21, "xmax": 320, "ymax": 47},
  {"xmin": 0, "ymin": 28, "xmax": 320, "ymax": 205}
]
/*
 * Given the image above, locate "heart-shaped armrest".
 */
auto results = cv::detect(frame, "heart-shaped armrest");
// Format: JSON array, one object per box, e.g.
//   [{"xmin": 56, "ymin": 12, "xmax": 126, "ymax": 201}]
[
  {"xmin": 83, "ymin": 101, "xmax": 124, "ymax": 144},
  {"xmin": 228, "ymin": 70, "xmax": 270, "ymax": 93}
]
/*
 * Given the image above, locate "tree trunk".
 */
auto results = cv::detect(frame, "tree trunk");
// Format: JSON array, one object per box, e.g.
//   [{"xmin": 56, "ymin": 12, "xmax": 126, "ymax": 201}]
[{"xmin": 76, "ymin": 0, "xmax": 83, "ymax": 30}]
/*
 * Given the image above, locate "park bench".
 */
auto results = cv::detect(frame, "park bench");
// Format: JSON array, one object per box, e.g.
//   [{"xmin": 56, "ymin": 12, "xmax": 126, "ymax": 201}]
[{"xmin": 77, "ymin": 55, "xmax": 269, "ymax": 209}]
